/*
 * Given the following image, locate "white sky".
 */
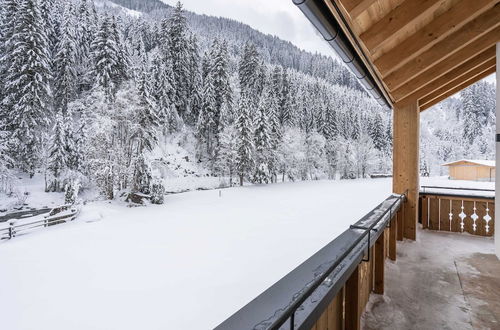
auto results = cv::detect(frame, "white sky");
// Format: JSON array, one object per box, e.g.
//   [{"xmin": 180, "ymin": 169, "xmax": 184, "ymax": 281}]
[{"xmin": 161, "ymin": 0, "xmax": 337, "ymax": 58}]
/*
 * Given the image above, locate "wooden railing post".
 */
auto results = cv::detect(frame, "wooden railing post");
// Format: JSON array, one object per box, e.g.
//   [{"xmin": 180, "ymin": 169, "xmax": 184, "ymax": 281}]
[
  {"xmin": 345, "ymin": 265, "xmax": 360, "ymax": 330},
  {"xmin": 374, "ymin": 230, "xmax": 385, "ymax": 294},
  {"xmin": 389, "ymin": 215, "xmax": 397, "ymax": 260},
  {"xmin": 8, "ymin": 222, "xmax": 14, "ymax": 239}
]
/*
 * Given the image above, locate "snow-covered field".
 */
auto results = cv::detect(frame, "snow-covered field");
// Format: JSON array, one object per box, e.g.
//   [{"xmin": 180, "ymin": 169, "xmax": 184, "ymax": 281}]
[{"xmin": 0, "ymin": 178, "xmax": 391, "ymax": 330}]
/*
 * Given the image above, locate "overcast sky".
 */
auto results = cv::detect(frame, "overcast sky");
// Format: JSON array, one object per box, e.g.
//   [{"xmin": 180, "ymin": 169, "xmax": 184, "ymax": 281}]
[{"xmin": 162, "ymin": 0, "xmax": 337, "ymax": 58}]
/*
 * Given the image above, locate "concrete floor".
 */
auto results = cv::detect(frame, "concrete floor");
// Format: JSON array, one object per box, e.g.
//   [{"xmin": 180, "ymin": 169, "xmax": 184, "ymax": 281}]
[{"xmin": 362, "ymin": 227, "xmax": 500, "ymax": 330}]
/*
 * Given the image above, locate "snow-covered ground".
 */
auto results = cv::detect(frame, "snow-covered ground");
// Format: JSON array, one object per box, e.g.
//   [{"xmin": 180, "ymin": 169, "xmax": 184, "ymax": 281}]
[
  {"xmin": 420, "ymin": 176, "xmax": 494, "ymax": 197},
  {"xmin": 0, "ymin": 178, "xmax": 391, "ymax": 330}
]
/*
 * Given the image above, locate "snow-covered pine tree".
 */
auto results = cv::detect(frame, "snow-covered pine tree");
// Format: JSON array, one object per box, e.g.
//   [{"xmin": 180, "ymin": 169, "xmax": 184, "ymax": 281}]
[
  {"xmin": 215, "ymin": 124, "xmax": 238, "ymax": 186},
  {"xmin": 253, "ymin": 93, "xmax": 272, "ymax": 184},
  {"xmin": 211, "ymin": 39, "xmax": 233, "ymax": 134},
  {"xmin": 48, "ymin": 110, "xmax": 68, "ymax": 191},
  {"xmin": 164, "ymin": 1, "xmax": 191, "ymax": 119},
  {"xmin": 110, "ymin": 16, "xmax": 129, "ymax": 86},
  {"xmin": 134, "ymin": 49, "xmax": 159, "ymax": 153},
  {"xmin": 369, "ymin": 113, "xmax": 386, "ymax": 151},
  {"xmin": 186, "ymin": 33, "xmax": 202, "ymax": 125},
  {"xmin": 75, "ymin": 0, "xmax": 97, "ymax": 92},
  {"xmin": 54, "ymin": 4, "xmax": 77, "ymax": 114},
  {"xmin": 238, "ymin": 42, "xmax": 262, "ymax": 105},
  {"xmin": 196, "ymin": 69, "xmax": 217, "ymax": 159},
  {"xmin": 235, "ymin": 94, "xmax": 254, "ymax": 186},
  {"xmin": 3, "ymin": 0, "xmax": 52, "ymax": 177}
]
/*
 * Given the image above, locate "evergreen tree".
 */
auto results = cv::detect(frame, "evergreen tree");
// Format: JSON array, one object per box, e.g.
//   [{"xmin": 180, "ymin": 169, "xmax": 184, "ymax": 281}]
[
  {"xmin": 54, "ymin": 5, "xmax": 77, "ymax": 114},
  {"xmin": 235, "ymin": 95, "xmax": 254, "ymax": 186},
  {"xmin": 253, "ymin": 95, "xmax": 272, "ymax": 184},
  {"xmin": 48, "ymin": 110, "xmax": 68, "ymax": 191},
  {"xmin": 238, "ymin": 42, "xmax": 262, "ymax": 104},
  {"xmin": 196, "ymin": 70, "xmax": 217, "ymax": 158},
  {"xmin": 3, "ymin": 0, "xmax": 52, "ymax": 176}
]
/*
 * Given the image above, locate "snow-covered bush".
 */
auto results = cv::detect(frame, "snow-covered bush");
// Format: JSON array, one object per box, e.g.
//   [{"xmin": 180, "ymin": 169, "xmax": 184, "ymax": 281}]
[{"xmin": 150, "ymin": 180, "xmax": 165, "ymax": 204}]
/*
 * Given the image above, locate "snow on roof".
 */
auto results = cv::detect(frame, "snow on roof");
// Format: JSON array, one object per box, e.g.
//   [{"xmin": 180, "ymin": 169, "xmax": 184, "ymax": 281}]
[{"xmin": 441, "ymin": 159, "xmax": 495, "ymax": 167}]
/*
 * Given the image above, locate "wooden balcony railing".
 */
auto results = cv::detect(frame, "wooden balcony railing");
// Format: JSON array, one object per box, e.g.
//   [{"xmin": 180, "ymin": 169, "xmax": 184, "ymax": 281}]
[
  {"xmin": 419, "ymin": 186, "xmax": 495, "ymax": 237},
  {"xmin": 216, "ymin": 193, "xmax": 406, "ymax": 330}
]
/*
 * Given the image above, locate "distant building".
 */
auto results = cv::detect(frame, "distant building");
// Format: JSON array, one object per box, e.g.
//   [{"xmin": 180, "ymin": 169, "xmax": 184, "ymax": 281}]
[{"xmin": 442, "ymin": 160, "xmax": 495, "ymax": 182}]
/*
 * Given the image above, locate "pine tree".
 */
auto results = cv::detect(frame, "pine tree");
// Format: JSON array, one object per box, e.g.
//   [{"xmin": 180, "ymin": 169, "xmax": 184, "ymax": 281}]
[
  {"xmin": 210, "ymin": 39, "xmax": 233, "ymax": 133},
  {"xmin": 235, "ymin": 94, "xmax": 254, "ymax": 186},
  {"xmin": 164, "ymin": 1, "xmax": 190, "ymax": 119},
  {"xmin": 54, "ymin": 5, "xmax": 77, "ymax": 114},
  {"xmin": 48, "ymin": 110, "xmax": 68, "ymax": 191},
  {"xmin": 75, "ymin": 0, "xmax": 97, "ymax": 92},
  {"xmin": 253, "ymin": 95, "xmax": 272, "ymax": 184},
  {"xmin": 215, "ymin": 124, "xmax": 238, "ymax": 186},
  {"xmin": 186, "ymin": 33, "xmax": 202, "ymax": 125},
  {"xmin": 238, "ymin": 42, "xmax": 262, "ymax": 105},
  {"xmin": 196, "ymin": 70, "xmax": 217, "ymax": 158},
  {"xmin": 4, "ymin": 0, "xmax": 52, "ymax": 176}
]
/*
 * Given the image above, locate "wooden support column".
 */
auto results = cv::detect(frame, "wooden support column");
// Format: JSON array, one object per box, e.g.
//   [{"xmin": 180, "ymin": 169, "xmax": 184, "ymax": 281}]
[
  {"xmin": 345, "ymin": 266, "xmax": 360, "ymax": 330},
  {"xmin": 396, "ymin": 208, "xmax": 404, "ymax": 241},
  {"xmin": 389, "ymin": 216, "xmax": 397, "ymax": 260},
  {"xmin": 374, "ymin": 230, "xmax": 385, "ymax": 294},
  {"xmin": 393, "ymin": 100, "xmax": 420, "ymax": 240},
  {"xmin": 495, "ymin": 42, "xmax": 500, "ymax": 259}
]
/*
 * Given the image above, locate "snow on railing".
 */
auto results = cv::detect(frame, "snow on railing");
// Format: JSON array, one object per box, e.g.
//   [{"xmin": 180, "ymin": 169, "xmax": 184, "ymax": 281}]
[{"xmin": 0, "ymin": 205, "xmax": 79, "ymax": 241}]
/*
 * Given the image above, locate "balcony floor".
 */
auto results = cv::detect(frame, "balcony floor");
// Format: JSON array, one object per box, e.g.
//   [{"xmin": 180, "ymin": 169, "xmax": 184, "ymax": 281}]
[{"xmin": 362, "ymin": 227, "xmax": 499, "ymax": 330}]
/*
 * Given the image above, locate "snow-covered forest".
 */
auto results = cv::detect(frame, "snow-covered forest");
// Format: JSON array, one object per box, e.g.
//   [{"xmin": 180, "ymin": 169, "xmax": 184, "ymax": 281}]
[{"xmin": 0, "ymin": 0, "xmax": 495, "ymax": 205}]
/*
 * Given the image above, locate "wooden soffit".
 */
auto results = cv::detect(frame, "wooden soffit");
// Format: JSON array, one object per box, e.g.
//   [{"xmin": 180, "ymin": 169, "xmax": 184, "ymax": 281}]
[{"xmin": 327, "ymin": 0, "xmax": 500, "ymax": 110}]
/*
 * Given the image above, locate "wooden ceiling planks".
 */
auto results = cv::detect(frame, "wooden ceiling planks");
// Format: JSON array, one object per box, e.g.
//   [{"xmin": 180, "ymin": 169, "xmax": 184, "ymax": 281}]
[{"xmin": 331, "ymin": 0, "xmax": 500, "ymax": 110}]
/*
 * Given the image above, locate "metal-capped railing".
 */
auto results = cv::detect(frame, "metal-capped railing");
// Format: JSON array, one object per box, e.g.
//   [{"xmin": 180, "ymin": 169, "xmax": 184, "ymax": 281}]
[{"xmin": 216, "ymin": 192, "xmax": 406, "ymax": 330}]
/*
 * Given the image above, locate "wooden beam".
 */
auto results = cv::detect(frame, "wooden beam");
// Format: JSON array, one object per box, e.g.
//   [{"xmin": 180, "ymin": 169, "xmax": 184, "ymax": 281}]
[
  {"xmin": 360, "ymin": 0, "xmax": 443, "ymax": 53},
  {"xmin": 420, "ymin": 67, "xmax": 496, "ymax": 111},
  {"xmin": 384, "ymin": 4, "xmax": 500, "ymax": 91},
  {"xmin": 375, "ymin": 0, "xmax": 497, "ymax": 76},
  {"xmin": 396, "ymin": 208, "xmax": 404, "ymax": 241},
  {"xmin": 390, "ymin": 29, "xmax": 500, "ymax": 101},
  {"xmin": 345, "ymin": 266, "xmax": 360, "ymax": 330},
  {"xmin": 418, "ymin": 60, "xmax": 496, "ymax": 106},
  {"xmin": 389, "ymin": 214, "xmax": 397, "ymax": 260},
  {"xmin": 374, "ymin": 230, "xmax": 385, "ymax": 294},
  {"xmin": 342, "ymin": 0, "xmax": 378, "ymax": 18},
  {"xmin": 393, "ymin": 100, "xmax": 420, "ymax": 240},
  {"xmin": 397, "ymin": 52, "xmax": 496, "ymax": 103}
]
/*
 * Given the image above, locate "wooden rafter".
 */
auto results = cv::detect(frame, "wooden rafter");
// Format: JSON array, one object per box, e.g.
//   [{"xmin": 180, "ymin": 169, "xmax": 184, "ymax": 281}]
[
  {"xmin": 418, "ymin": 60, "xmax": 496, "ymax": 106},
  {"xmin": 390, "ymin": 28, "xmax": 500, "ymax": 101},
  {"xmin": 384, "ymin": 4, "xmax": 500, "ymax": 91},
  {"xmin": 359, "ymin": 0, "xmax": 444, "ymax": 53},
  {"xmin": 396, "ymin": 47, "xmax": 496, "ymax": 103},
  {"xmin": 374, "ymin": 0, "xmax": 497, "ymax": 77},
  {"xmin": 419, "ymin": 67, "xmax": 496, "ymax": 111},
  {"xmin": 342, "ymin": 0, "xmax": 378, "ymax": 18}
]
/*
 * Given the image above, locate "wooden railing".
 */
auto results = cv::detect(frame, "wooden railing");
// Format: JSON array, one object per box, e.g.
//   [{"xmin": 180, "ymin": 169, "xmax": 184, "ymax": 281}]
[
  {"xmin": 216, "ymin": 193, "xmax": 406, "ymax": 330},
  {"xmin": 420, "ymin": 187, "xmax": 494, "ymax": 237},
  {"xmin": 0, "ymin": 205, "xmax": 79, "ymax": 241}
]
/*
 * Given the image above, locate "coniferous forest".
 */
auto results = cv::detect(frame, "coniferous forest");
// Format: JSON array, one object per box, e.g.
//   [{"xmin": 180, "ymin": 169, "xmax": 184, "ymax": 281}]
[{"xmin": 0, "ymin": 0, "xmax": 495, "ymax": 204}]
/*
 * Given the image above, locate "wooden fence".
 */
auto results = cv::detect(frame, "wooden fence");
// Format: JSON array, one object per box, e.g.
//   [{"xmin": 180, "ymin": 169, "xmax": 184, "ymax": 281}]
[
  {"xmin": 0, "ymin": 205, "xmax": 79, "ymax": 241},
  {"xmin": 420, "ymin": 193, "xmax": 494, "ymax": 237}
]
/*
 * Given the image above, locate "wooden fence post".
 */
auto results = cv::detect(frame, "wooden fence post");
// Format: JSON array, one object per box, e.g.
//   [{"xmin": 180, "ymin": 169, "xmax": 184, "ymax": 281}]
[
  {"xmin": 9, "ymin": 222, "xmax": 14, "ymax": 239},
  {"xmin": 374, "ymin": 231, "xmax": 385, "ymax": 294}
]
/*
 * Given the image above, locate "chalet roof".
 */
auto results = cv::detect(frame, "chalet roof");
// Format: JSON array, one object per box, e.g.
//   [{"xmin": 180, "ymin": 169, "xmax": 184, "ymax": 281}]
[
  {"xmin": 295, "ymin": 0, "xmax": 500, "ymax": 110},
  {"xmin": 442, "ymin": 159, "xmax": 496, "ymax": 167}
]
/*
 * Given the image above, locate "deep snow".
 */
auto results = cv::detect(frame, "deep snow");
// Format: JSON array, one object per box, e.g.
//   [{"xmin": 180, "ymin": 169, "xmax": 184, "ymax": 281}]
[{"xmin": 0, "ymin": 178, "xmax": 392, "ymax": 330}]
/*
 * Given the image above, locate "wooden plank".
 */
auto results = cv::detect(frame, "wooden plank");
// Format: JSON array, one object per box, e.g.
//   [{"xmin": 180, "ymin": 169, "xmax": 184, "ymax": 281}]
[
  {"xmin": 342, "ymin": 0, "xmax": 379, "ymax": 18},
  {"xmin": 345, "ymin": 265, "xmax": 360, "ymax": 330},
  {"xmin": 389, "ymin": 210, "xmax": 397, "ymax": 260},
  {"xmin": 418, "ymin": 60, "xmax": 496, "ymax": 107},
  {"xmin": 451, "ymin": 199, "xmax": 463, "ymax": 233},
  {"xmin": 463, "ymin": 200, "xmax": 475, "ymax": 235},
  {"xmin": 393, "ymin": 100, "xmax": 420, "ymax": 240},
  {"xmin": 419, "ymin": 67, "xmax": 496, "ymax": 110},
  {"xmin": 395, "ymin": 49, "xmax": 496, "ymax": 103},
  {"xmin": 327, "ymin": 288, "xmax": 344, "ymax": 330},
  {"xmin": 421, "ymin": 196, "xmax": 429, "ymax": 229},
  {"xmin": 384, "ymin": 7, "xmax": 500, "ymax": 91},
  {"xmin": 375, "ymin": 0, "xmax": 497, "ymax": 76},
  {"xmin": 360, "ymin": 0, "xmax": 443, "ymax": 53},
  {"xmin": 374, "ymin": 230, "xmax": 385, "ymax": 294},
  {"xmin": 397, "ymin": 208, "xmax": 404, "ymax": 241},
  {"xmin": 475, "ymin": 200, "xmax": 489, "ymax": 237},
  {"xmin": 315, "ymin": 306, "xmax": 328, "ymax": 330},
  {"xmin": 392, "ymin": 28, "xmax": 499, "ymax": 102},
  {"xmin": 429, "ymin": 196, "xmax": 440, "ymax": 230},
  {"xmin": 488, "ymin": 201, "xmax": 495, "ymax": 236},
  {"xmin": 439, "ymin": 198, "xmax": 452, "ymax": 232}
]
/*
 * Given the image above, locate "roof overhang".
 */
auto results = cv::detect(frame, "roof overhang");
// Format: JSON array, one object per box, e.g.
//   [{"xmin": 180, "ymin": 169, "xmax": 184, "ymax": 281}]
[{"xmin": 295, "ymin": 0, "xmax": 500, "ymax": 111}]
